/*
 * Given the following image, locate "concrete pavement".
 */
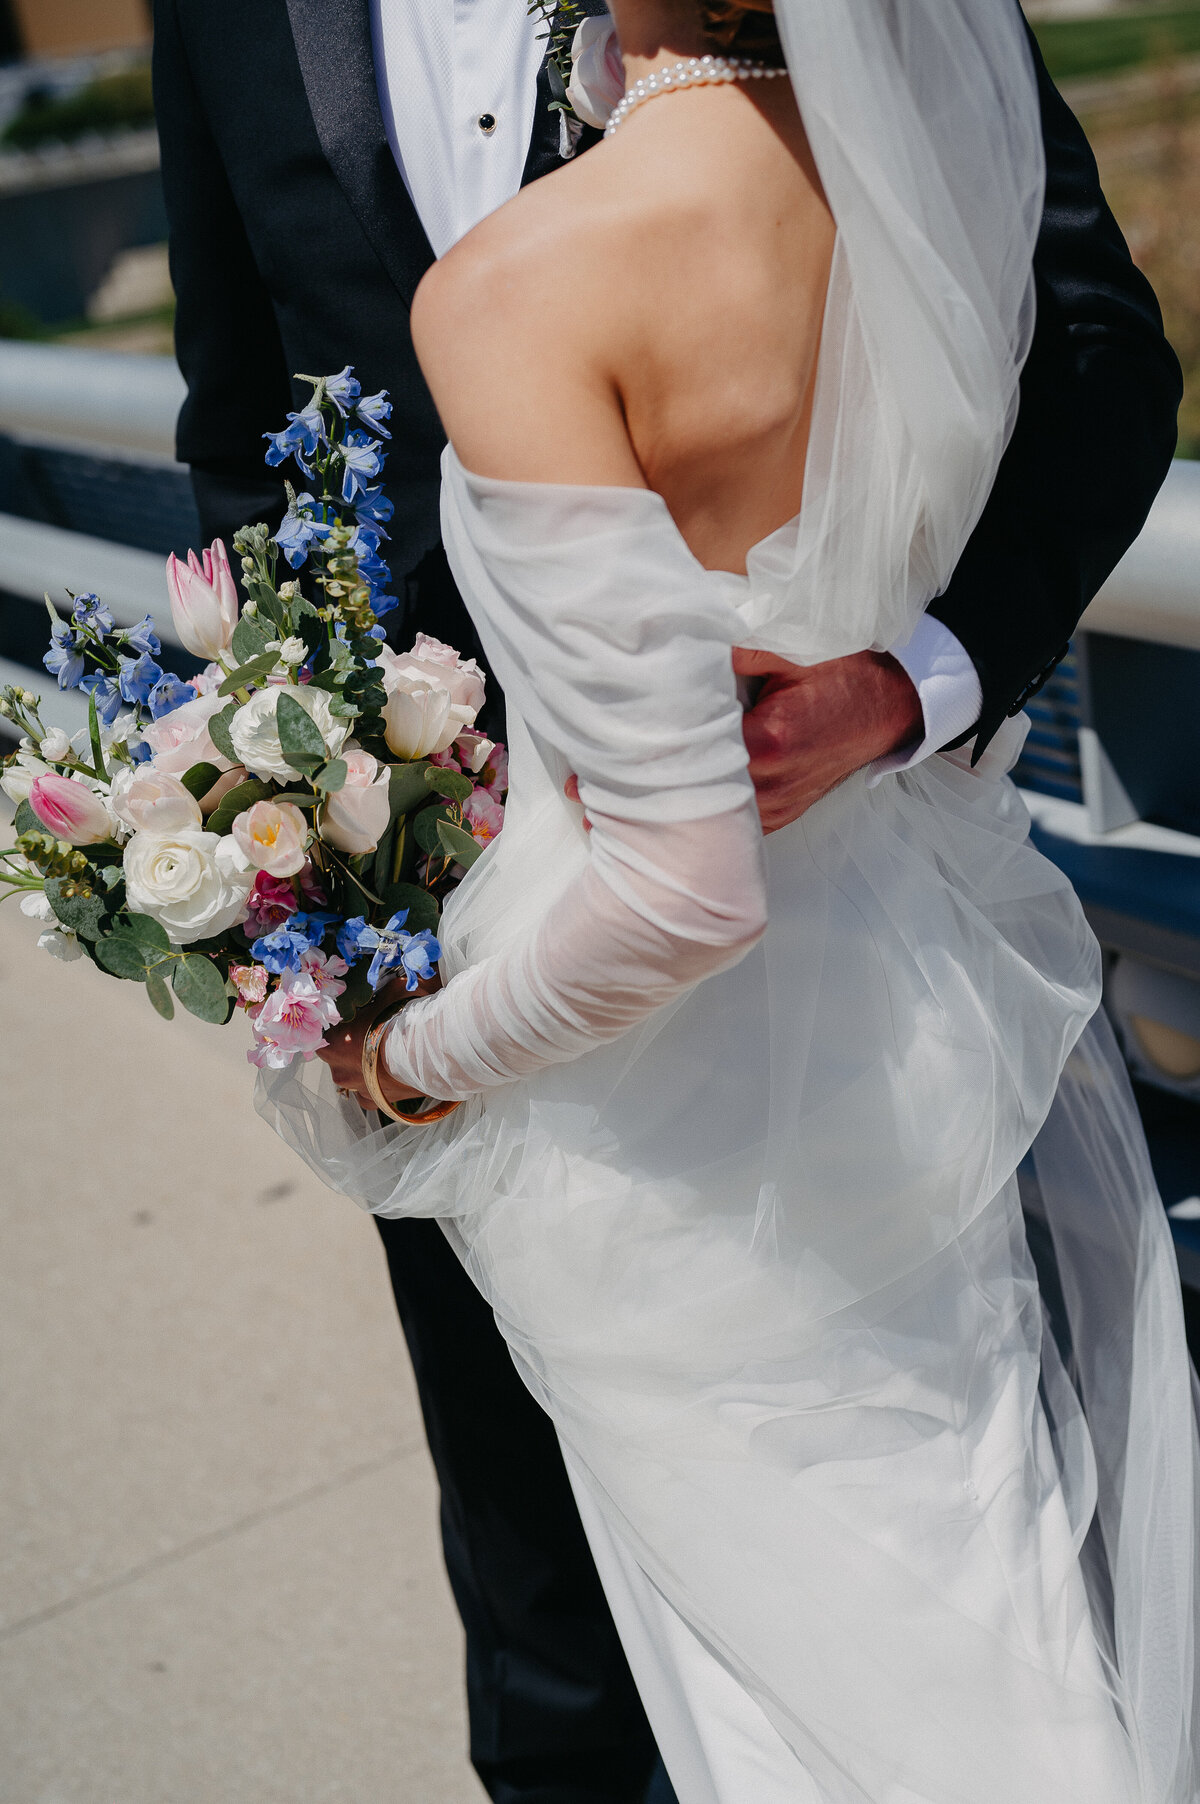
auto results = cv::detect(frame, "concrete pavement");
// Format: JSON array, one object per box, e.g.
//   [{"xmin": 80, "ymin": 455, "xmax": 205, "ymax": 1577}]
[{"xmin": 0, "ymin": 895, "xmax": 484, "ymax": 1803}]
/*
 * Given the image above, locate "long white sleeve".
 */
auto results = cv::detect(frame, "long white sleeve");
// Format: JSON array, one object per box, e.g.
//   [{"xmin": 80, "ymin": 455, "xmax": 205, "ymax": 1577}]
[{"xmin": 383, "ymin": 455, "xmax": 768, "ymax": 1102}]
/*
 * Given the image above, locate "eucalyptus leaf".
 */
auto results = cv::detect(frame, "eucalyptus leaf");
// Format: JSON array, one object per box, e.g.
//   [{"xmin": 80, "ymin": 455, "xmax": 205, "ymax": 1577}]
[
  {"xmin": 379, "ymin": 881, "xmax": 440, "ymax": 936},
  {"xmin": 13, "ymin": 799, "xmax": 38, "ymax": 838},
  {"xmin": 172, "ymin": 954, "xmax": 229, "ymax": 1023},
  {"xmin": 387, "ymin": 761, "xmax": 433, "ymax": 820},
  {"xmin": 424, "ymin": 765, "xmax": 473, "ymax": 804},
  {"xmin": 217, "ymin": 649, "xmax": 280, "ymax": 696},
  {"xmin": 44, "ymin": 877, "xmax": 108, "ymax": 941},
  {"xmin": 436, "ymin": 820, "xmax": 484, "ymax": 869},
  {"xmin": 123, "ymin": 911, "xmax": 172, "ymax": 953},
  {"xmin": 95, "ymin": 932, "xmax": 155, "ymax": 981},
  {"xmin": 314, "ymin": 758, "xmax": 347, "ymax": 794},
  {"xmin": 271, "ymin": 791, "xmax": 319, "ymax": 808},
  {"xmin": 205, "ymin": 777, "xmax": 273, "ymax": 837},
  {"xmin": 207, "ymin": 705, "xmax": 240, "ymax": 766},
  {"xmin": 276, "ymin": 690, "xmax": 327, "ymax": 771},
  {"xmin": 231, "ymin": 614, "xmax": 272, "ymax": 664},
  {"xmin": 180, "ymin": 761, "xmax": 221, "ymax": 803},
  {"xmin": 145, "ymin": 969, "xmax": 175, "ymax": 1019},
  {"xmin": 413, "ymin": 804, "xmax": 453, "ymax": 855}
]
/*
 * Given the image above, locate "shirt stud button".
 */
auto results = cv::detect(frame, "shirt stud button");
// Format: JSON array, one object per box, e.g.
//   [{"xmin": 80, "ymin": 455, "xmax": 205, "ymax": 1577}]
[{"xmin": 478, "ymin": 112, "xmax": 497, "ymax": 135}]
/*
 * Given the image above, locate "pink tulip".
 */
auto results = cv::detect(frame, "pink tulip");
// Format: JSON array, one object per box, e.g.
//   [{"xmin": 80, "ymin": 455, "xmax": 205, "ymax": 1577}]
[
  {"xmin": 28, "ymin": 773, "xmax": 112, "ymax": 845},
  {"xmin": 165, "ymin": 538, "xmax": 239, "ymax": 661}
]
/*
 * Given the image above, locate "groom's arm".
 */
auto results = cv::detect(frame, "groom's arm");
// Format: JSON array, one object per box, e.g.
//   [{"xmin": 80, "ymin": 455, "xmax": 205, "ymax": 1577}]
[
  {"xmin": 745, "ymin": 21, "xmax": 1181, "ymax": 827},
  {"xmin": 152, "ymin": 0, "xmax": 293, "ymax": 548}
]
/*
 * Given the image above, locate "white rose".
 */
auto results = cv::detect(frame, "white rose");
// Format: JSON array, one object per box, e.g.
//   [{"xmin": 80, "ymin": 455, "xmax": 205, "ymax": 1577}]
[
  {"xmin": 566, "ymin": 14, "xmax": 626, "ymax": 130},
  {"xmin": 377, "ymin": 635, "xmax": 487, "ymax": 718},
  {"xmin": 381, "ymin": 672, "xmax": 476, "ymax": 761},
  {"xmin": 1, "ymin": 750, "xmax": 50, "ymax": 805},
  {"xmin": 227, "ymin": 684, "xmax": 348, "ymax": 783},
  {"xmin": 123, "ymin": 827, "xmax": 253, "ymax": 947},
  {"xmin": 140, "ymin": 690, "xmax": 233, "ymax": 778},
  {"xmin": 109, "ymin": 766, "xmax": 203, "ymax": 836}
]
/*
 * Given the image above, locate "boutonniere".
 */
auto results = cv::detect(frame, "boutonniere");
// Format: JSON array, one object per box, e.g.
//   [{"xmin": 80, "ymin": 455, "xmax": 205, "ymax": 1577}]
[{"xmin": 527, "ymin": 2, "xmax": 626, "ymax": 158}]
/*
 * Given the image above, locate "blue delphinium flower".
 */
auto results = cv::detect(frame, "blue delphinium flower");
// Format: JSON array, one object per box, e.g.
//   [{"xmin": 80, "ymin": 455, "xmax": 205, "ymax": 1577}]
[
  {"xmin": 353, "ymin": 484, "xmax": 393, "ymax": 531},
  {"xmin": 264, "ymin": 404, "xmax": 326, "ymax": 481},
  {"xmin": 129, "ymin": 738, "xmax": 153, "ymax": 764},
  {"xmin": 118, "ymin": 652, "xmax": 164, "ymax": 707},
  {"xmin": 252, "ymin": 911, "xmax": 338, "ymax": 973},
  {"xmin": 44, "ymin": 622, "xmax": 85, "ymax": 689},
  {"xmin": 79, "ymin": 671, "xmax": 124, "ymax": 725},
  {"xmin": 148, "ymin": 673, "xmax": 195, "ymax": 720},
  {"xmin": 71, "ymin": 592, "xmax": 115, "ymax": 634},
  {"xmin": 355, "ymin": 390, "xmax": 392, "ymax": 439},
  {"xmin": 338, "ymin": 909, "xmax": 440, "ymax": 993},
  {"xmin": 338, "ymin": 430, "xmax": 384, "ymax": 505},
  {"xmin": 120, "ymin": 614, "xmax": 161, "ymax": 658},
  {"xmin": 325, "ymin": 366, "xmax": 361, "ymax": 416},
  {"xmin": 274, "ymin": 494, "xmax": 330, "ymax": 570}
]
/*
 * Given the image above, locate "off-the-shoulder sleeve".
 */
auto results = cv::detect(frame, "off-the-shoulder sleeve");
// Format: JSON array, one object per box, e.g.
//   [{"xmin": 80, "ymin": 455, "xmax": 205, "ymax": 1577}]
[{"xmin": 383, "ymin": 459, "xmax": 767, "ymax": 1101}]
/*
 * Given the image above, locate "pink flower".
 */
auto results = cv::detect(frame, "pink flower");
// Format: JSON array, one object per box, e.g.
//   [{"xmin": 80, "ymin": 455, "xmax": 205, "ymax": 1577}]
[
  {"xmin": 246, "ymin": 969, "xmax": 330, "ymax": 1068},
  {"xmin": 428, "ymin": 747, "xmax": 461, "ymax": 772},
  {"xmin": 320, "ymin": 745, "xmax": 392, "ymax": 855},
  {"xmin": 481, "ymin": 742, "xmax": 509, "ymax": 800},
  {"xmin": 166, "ymin": 539, "xmax": 239, "ymax": 661},
  {"xmin": 141, "ymin": 690, "xmax": 235, "ymax": 777},
  {"xmin": 230, "ymin": 963, "xmax": 269, "ymax": 1008},
  {"xmin": 243, "ymin": 871, "xmax": 299, "ymax": 937},
  {"xmin": 463, "ymin": 788, "xmax": 505, "ymax": 847},
  {"xmin": 298, "ymin": 861, "xmax": 328, "ymax": 908},
  {"xmin": 454, "ymin": 730, "xmax": 494, "ymax": 775},
  {"xmin": 298, "ymin": 948, "xmax": 348, "ymax": 1027},
  {"xmin": 109, "ymin": 767, "xmax": 202, "ymax": 835},
  {"xmin": 377, "ymin": 633, "xmax": 487, "ymax": 718},
  {"xmin": 231, "ymin": 798, "xmax": 309, "ymax": 878},
  {"xmin": 28, "ymin": 773, "xmax": 112, "ymax": 845}
]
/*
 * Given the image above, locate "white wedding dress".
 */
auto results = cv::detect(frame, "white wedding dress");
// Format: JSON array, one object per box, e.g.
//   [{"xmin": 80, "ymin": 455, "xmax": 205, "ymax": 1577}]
[{"xmin": 260, "ymin": 2, "xmax": 1200, "ymax": 1798}]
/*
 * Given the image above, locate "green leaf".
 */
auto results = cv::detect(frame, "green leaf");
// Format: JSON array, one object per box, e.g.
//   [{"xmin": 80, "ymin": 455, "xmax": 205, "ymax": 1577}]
[
  {"xmin": 387, "ymin": 760, "xmax": 433, "ymax": 819},
  {"xmin": 231, "ymin": 614, "xmax": 272, "ymax": 664},
  {"xmin": 123, "ymin": 911, "xmax": 172, "ymax": 953},
  {"xmin": 95, "ymin": 931, "xmax": 156, "ymax": 980},
  {"xmin": 88, "ymin": 689, "xmax": 106, "ymax": 782},
  {"xmin": 205, "ymin": 777, "xmax": 273, "ymax": 837},
  {"xmin": 13, "ymin": 799, "xmax": 38, "ymax": 838},
  {"xmin": 314, "ymin": 758, "xmax": 346, "ymax": 794},
  {"xmin": 145, "ymin": 969, "xmax": 175, "ymax": 1019},
  {"xmin": 44, "ymin": 877, "xmax": 108, "ymax": 941},
  {"xmin": 180, "ymin": 761, "xmax": 221, "ymax": 802},
  {"xmin": 424, "ymin": 764, "xmax": 473, "ymax": 804},
  {"xmin": 172, "ymin": 954, "xmax": 229, "ymax": 1023},
  {"xmin": 436, "ymin": 820, "xmax": 484, "ymax": 869},
  {"xmin": 208, "ymin": 705, "xmax": 239, "ymax": 766},
  {"xmin": 271, "ymin": 791, "xmax": 319, "ymax": 808},
  {"xmin": 217, "ymin": 650, "xmax": 280, "ymax": 696},
  {"xmin": 379, "ymin": 881, "xmax": 440, "ymax": 936},
  {"xmin": 413, "ymin": 803, "xmax": 453, "ymax": 854},
  {"xmin": 275, "ymin": 690, "xmax": 327, "ymax": 772}
]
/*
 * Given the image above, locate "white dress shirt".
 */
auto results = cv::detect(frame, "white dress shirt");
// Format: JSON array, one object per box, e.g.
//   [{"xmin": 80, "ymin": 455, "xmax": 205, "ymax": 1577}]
[{"xmin": 369, "ymin": 0, "xmax": 984, "ymax": 764}]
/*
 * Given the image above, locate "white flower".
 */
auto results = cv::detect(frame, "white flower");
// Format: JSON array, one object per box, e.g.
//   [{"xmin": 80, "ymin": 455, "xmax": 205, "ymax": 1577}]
[
  {"xmin": 38, "ymin": 727, "xmax": 71, "ymax": 761},
  {"xmin": 566, "ymin": 14, "xmax": 626, "ymax": 130},
  {"xmin": 279, "ymin": 637, "xmax": 308, "ymax": 666},
  {"xmin": 382, "ymin": 678, "xmax": 475, "ymax": 761},
  {"xmin": 1, "ymin": 750, "xmax": 50, "ymax": 805},
  {"xmin": 140, "ymin": 690, "xmax": 234, "ymax": 778},
  {"xmin": 123, "ymin": 827, "xmax": 253, "ymax": 947},
  {"xmin": 227, "ymin": 685, "xmax": 348, "ymax": 783},
  {"xmin": 20, "ymin": 889, "xmax": 56, "ymax": 923},
  {"xmin": 109, "ymin": 767, "xmax": 202, "ymax": 836},
  {"xmin": 319, "ymin": 745, "xmax": 392, "ymax": 855},
  {"xmin": 377, "ymin": 634, "xmax": 487, "ymax": 717},
  {"xmin": 37, "ymin": 926, "xmax": 83, "ymax": 962}
]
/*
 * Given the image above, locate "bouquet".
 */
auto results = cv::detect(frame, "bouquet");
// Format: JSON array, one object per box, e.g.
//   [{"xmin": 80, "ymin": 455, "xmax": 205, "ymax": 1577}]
[{"xmin": 0, "ymin": 368, "xmax": 506, "ymax": 1069}]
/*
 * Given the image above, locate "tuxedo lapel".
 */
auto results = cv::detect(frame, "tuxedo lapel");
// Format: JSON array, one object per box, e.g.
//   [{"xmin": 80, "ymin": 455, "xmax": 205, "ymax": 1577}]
[{"xmin": 284, "ymin": 0, "xmax": 434, "ymax": 308}]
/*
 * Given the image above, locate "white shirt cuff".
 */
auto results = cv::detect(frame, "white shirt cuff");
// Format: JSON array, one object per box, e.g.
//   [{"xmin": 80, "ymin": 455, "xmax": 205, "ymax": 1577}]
[{"xmin": 865, "ymin": 613, "xmax": 983, "ymax": 786}]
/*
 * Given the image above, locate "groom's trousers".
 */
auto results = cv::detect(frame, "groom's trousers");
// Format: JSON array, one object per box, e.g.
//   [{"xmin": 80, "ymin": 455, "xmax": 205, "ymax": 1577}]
[{"xmin": 375, "ymin": 1213, "xmax": 675, "ymax": 1804}]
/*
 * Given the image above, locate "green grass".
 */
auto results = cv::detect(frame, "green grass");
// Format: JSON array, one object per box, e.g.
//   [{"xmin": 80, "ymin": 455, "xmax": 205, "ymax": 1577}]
[
  {"xmin": 1, "ymin": 65, "xmax": 154, "ymax": 151},
  {"xmin": 1033, "ymin": 6, "xmax": 1200, "ymax": 82}
]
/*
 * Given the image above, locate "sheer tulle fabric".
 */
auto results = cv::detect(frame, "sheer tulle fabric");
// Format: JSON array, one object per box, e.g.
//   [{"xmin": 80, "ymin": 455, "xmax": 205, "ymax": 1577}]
[{"xmin": 257, "ymin": 0, "xmax": 1200, "ymax": 1794}]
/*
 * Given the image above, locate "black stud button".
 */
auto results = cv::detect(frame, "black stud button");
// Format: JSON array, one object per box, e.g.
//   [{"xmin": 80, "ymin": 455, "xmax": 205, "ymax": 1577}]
[{"xmin": 478, "ymin": 112, "xmax": 497, "ymax": 136}]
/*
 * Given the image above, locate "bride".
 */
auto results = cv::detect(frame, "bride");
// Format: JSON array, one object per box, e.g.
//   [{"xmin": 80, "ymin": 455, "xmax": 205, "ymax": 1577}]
[{"xmin": 263, "ymin": 0, "xmax": 1200, "ymax": 1796}]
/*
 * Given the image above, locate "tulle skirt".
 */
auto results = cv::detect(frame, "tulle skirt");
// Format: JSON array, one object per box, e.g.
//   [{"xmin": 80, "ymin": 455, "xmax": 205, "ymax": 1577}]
[{"xmin": 260, "ymin": 724, "xmax": 1200, "ymax": 1801}]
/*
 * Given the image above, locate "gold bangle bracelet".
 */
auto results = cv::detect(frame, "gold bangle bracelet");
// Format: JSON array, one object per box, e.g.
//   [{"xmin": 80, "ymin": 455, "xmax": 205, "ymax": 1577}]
[{"xmin": 361, "ymin": 997, "xmax": 462, "ymax": 1126}]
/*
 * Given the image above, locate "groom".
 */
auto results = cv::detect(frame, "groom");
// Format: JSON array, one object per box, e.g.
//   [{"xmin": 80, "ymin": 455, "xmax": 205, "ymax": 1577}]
[{"xmin": 152, "ymin": 2, "xmax": 1180, "ymax": 1798}]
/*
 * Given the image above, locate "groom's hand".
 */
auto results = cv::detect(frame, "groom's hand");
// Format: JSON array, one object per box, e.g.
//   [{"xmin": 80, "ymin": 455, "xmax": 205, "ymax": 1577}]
[{"xmin": 734, "ymin": 648, "xmax": 923, "ymax": 834}]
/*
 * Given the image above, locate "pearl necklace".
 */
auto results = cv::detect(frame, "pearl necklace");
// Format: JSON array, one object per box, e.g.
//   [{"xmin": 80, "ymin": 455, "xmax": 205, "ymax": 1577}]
[{"xmin": 604, "ymin": 54, "xmax": 788, "ymax": 138}]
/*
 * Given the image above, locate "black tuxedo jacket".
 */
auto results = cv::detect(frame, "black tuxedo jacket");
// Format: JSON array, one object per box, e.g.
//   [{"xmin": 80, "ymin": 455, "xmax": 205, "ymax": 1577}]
[{"xmin": 153, "ymin": 0, "xmax": 1181, "ymax": 755}]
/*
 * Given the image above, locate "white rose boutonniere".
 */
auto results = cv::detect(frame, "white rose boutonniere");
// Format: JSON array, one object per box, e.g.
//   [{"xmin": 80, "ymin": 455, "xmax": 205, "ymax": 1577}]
[{"xmin": 566, "ymin": 14, "xmax": 625, "ymax": 131}]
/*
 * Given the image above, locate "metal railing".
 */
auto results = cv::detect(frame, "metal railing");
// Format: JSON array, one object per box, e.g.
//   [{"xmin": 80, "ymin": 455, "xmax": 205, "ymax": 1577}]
[{"xmin": 0, "ymin": 340, "xmax": 184, "ymax": 463}]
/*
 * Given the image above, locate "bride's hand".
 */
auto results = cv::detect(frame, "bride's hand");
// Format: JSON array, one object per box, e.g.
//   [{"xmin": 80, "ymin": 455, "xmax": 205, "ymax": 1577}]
[
  {"xmin": 733, "ymin": 647, "xmax": 923, "ymax": 833},
  {"xmin": 317, "ymin": 973, "xmax": 442, "ymax": 1110}
]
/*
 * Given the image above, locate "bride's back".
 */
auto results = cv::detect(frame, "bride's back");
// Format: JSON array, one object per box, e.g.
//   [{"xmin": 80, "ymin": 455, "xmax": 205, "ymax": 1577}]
[{"xmin": 412, "ymin": 77, "xmax": 834, "ymax": 574}]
